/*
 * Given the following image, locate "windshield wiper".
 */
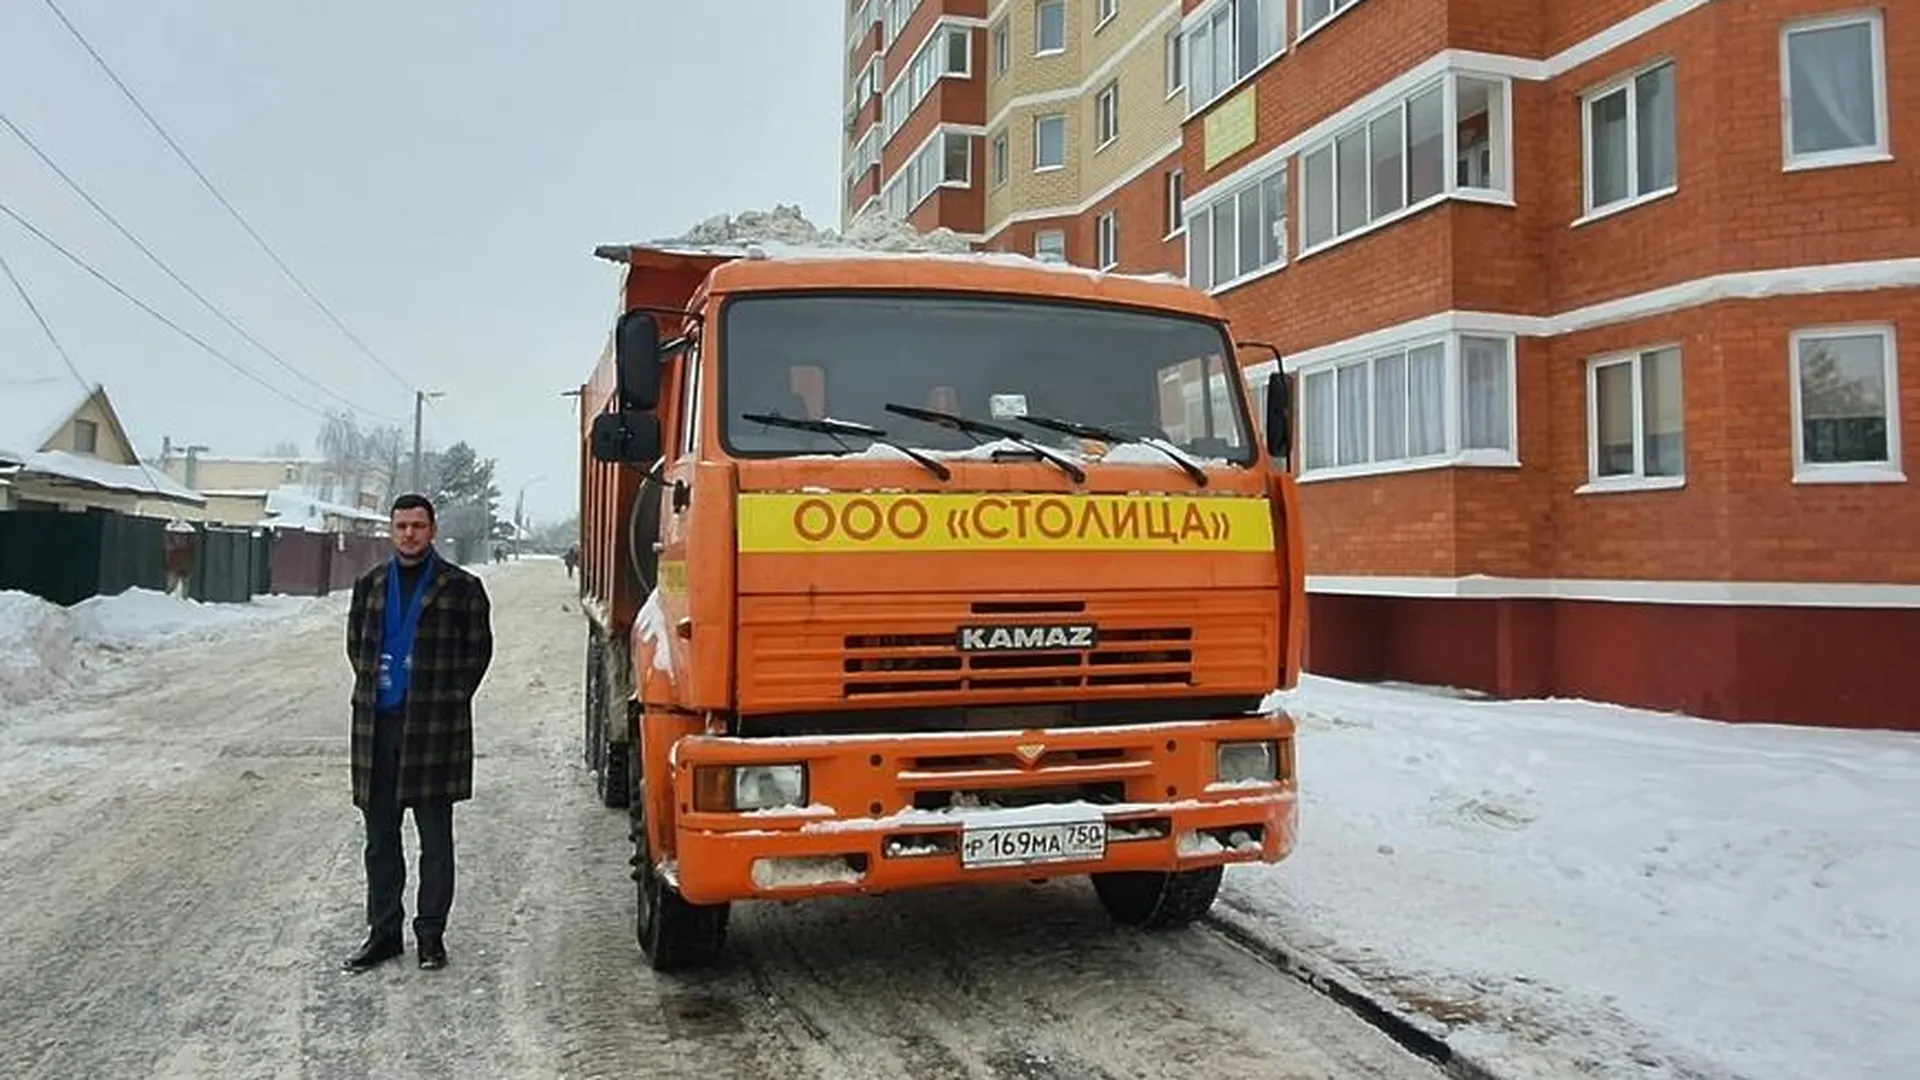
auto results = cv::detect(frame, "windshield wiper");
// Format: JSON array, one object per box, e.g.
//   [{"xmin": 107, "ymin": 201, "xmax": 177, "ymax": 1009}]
[
  {"xmin": 1015, "ymin": 414, "xmax": 1208, "ymax": 487},
  {"xmin": 881, "ymin": 403, "xmax": 1086, "ymax": 483},
  {"xmin": 740, "ymin": 412, "xmax": 951, "ymax": 480}
]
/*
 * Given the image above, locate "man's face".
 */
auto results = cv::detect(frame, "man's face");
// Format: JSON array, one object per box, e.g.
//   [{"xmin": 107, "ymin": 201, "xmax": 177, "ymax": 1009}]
[{"xmin": 390, "ymin": 508, "xmax": 436, "ymax": 560}]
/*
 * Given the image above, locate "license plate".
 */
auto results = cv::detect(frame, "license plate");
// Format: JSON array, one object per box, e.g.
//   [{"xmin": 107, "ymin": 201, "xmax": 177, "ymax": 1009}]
[{"xmin": 960, "ymin": 820, "xmax": 1107, "ymax": 869}]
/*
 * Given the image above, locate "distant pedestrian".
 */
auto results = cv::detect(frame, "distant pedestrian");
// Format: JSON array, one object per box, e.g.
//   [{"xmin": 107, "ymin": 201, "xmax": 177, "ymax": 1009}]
[
  {"xmin": 562, "ymin": 543, "xmax": 578, "ymax": 580},
  {"xmin": 341, "ymin": 493, "xmax": 493, "ymax": 973}
]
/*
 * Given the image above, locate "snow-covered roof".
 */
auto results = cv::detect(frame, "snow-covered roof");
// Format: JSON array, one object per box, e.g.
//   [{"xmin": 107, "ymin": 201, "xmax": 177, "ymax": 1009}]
[
  {"xmin": 263, "ymin": 486, "xmax": 387, "ymax": 530},
  {"xmin": 0, "ymin": 377, "xmax": 92, "ymax": 466},
  {"xmin": 6, "ymin": 449, "xmax": 206, "ymax": 505}
]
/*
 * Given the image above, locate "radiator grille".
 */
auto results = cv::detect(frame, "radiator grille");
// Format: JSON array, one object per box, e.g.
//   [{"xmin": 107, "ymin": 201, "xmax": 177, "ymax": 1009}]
[{"xmin": 842, "ymin": 622, "xmax": 1194, "ymax": 698}]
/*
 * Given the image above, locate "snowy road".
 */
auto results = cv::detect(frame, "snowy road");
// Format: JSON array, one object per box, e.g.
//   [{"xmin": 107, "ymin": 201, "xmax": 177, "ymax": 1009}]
[{"xmin": 0, "ymin": 561, "xmax": 1441, "ymax": 1080}]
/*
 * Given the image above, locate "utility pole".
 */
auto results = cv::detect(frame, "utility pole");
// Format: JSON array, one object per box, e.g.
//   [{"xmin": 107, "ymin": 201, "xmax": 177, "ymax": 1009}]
[{"xmin": 410, "ymin": 389, "xmax": 444, "ymax": 494}]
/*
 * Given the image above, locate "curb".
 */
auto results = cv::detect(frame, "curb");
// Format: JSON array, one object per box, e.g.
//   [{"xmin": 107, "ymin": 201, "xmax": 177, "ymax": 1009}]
[{"xmin": 1201, "ymin": 901, "xmax": 1513, "ymax": 1080}]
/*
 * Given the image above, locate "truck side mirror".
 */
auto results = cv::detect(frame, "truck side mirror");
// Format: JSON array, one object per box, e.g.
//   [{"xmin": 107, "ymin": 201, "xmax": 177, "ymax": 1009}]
[
  {"xmin": 614, "ymin": 310, "xmax": 663, "ymax": 412},
  {"xmin": 1265, "ymin": 370, "xmax": 1292, "ymax": 464},
  {"xmin": 590, "ymin": 410, "xmax": 663, "ymax": 466}
]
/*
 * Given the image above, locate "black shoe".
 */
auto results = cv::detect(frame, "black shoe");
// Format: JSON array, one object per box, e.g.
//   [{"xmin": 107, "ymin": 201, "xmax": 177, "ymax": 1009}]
[
  {"xmin": 418, "ymin": 937, "xmax": 447, "ymax": 970},
  {"xmin": 342, "ymin": 934, "xmax": 404, "ymax": 973}
]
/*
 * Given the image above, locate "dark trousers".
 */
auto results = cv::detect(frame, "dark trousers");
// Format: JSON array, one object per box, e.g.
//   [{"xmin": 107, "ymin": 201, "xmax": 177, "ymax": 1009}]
[{"xmin": 363, "ymin": 711, "xmax": 455, "ymax": 943}]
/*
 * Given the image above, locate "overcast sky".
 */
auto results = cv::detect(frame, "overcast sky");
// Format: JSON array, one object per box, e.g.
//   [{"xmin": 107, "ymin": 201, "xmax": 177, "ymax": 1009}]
[{"xmin": 0, "ymin": 0, "xmax": 841, "ymax": 523}]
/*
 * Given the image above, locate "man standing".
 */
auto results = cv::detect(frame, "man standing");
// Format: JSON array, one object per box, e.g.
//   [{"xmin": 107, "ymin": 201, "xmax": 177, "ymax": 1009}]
[{"xmin": 342, "ymin": 493, "xmax": 493, "ymax": 973}]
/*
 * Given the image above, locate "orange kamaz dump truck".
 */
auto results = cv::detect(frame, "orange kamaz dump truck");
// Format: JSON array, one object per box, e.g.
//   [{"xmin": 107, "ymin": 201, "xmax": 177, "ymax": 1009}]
[{"xmin": 576, "ymin": 238, "xmax": 1306, "ymax": 971}]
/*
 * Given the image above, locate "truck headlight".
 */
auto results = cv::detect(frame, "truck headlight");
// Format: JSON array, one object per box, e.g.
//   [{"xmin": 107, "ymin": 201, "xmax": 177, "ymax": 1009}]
[
  {"xmin": 1216, "ymin": 741, "xmax": 1278, "ymax": 784},
  {"xmin": 735, "ymin": 764, "xmax": 807, "ymax": 811}
]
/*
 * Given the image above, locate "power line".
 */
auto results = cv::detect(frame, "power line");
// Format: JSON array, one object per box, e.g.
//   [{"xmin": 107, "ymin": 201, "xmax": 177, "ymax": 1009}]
[
  {"xmin": 0, "ymin": 243, "xmax": 179, "ymax": 494},
  {"xmin": 39, "ymin": 0, "xmax": 417, "ymax": 395},
  {"xmin": 0, "ymin": 196, "xmax": 330, "ymax": 420},
  {"xmin": 0, "ymin": 110, "xmax": 403, "ymax": 426}
]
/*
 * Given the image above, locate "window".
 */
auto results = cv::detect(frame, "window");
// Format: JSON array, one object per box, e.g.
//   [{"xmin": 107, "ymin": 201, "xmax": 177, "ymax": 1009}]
[
  {"xmin": 71, "ymin": 418, "xmax": 98, "ymax": 455},
  {"xmin": 1095, "ymin": 210, "xmax": 1118, "ymax": 269},
  {"xmin": 1034, "ymin": 229, "xmax": 1066, "ymax": 262},
  {"xmin": 1791, "ymin": 326, "xmax": 1902, "ymax": 477},
  {"xmin": 1299, "ymin": 71, "xmax": 1509, "ymax": 254},
  {"xmin": 677, "ymin": 338, "xmax": 704, "ymax": 459},
  {"xmin": 1185, "ymin": 0, "xmax": 1285, "ymax": 111},
  {"xmin": 883, "ymin": 129, "xmax": 973, "ymax": 217},
  {"xmin": 1587, "ymin": 346, "xmax": 1684, "ymax": 486},
  {"xmin": 1583, "ymin": 61, "xmax": 1677, "ymax": 215},
  {"xmin": 1298, "ymin": 335, "xmax": 1514, "ymax": 477},
  {"xmin": 1036, "ymin": 0, "xmax": 1066, "ymax": 54},
  {"xmin": 883, "ymin": 22, "xmax": 972, "ymax": 142},
  {"xmin": 991, "ymin": 130, "xmax": 1010, "ymax": 186},
  {"xmin": 992, "ymin": 20, "xmax": 1010, "ymax": 74},
  {"xmin": 1097, "ymin": 0, "xmax": 1118, "ymax": 29},
  {"xmin": 1300, "ymin": 0, "xmax": 1362, "ymax": 37},
  {"xmin": 884, "ymin": 0, "xmax": 924, "ymax": 46},
  {"xmin": 1095, "ymin": 81, "xmax": 1120, "ymax": 148},
  {"xmin": 1164, "ymin": 27, "xmax": 1186, "ymax": 97},
  {"xmin": 1165, "ymin": 168, "xmax": 1185, "ymax": 236},
  {"xmin": 1186, "ymin": 164, "xmax": 1286, "ymax": 291},
  {"xmin": 1782, "ymin": 13, "xmax": 1889, "ymax": 169},
  {"xmin": 1034, "ymin": 113, "xmax": 1066, "ymax": 169}
]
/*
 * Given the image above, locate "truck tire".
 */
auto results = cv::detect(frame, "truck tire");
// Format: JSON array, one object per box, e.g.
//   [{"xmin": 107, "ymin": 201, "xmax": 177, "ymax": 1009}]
[
  {"xmin": 597, "ymin": 719, "xmax": 630, "ymax": 808},
  {"xmin": 1091, "ymin": 866, "xmax": 1223, "ymax": 930},
  {"xmin": 628, "ymin": 730, "xmax": 728, "ymax": 971}
]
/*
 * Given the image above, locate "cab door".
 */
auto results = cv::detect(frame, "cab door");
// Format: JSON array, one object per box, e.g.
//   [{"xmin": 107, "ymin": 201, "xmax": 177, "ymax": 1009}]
[{"xmin": 654, "ymin": 332, "xmax": 704, "ymax": 706}]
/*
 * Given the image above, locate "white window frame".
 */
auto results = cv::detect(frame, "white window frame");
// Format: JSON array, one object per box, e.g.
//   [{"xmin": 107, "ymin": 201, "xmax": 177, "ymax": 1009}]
[
  {"xmin": 1184, "ymin": 0, "xmax": 1286, "ymax": 115},
  {"xmin": 1097, "ymin": 0, "xmax": 1118, "ymax": 32},
  {"xmin": 1578, "ymin": 59, "xmax": 1679, "ymax": 222},
  {"xmin": 1034, "ymin": 228, "xmax": 1067, "ymax": 262},
  {"xmin": 1185, "ymin": 162, "xmax": 1289, "ymax": 293},
  {"xmin": 1297, "ymin": 0, "xmax": 1362, "ymax": 42},
  {"xmin": 1164, "ymin": 168, "xmax": 1185, "ymax": 238},
  {"xmin": 1294, "ymin": 332, "xmax": 1518, "ymax": 483},
  {"xmin": 1780, "ymin": 11, "xmax": 1891, "ymax": 172},
  {"xmin": 1164, "ymin": 27, "xmax": 1186, "ymax": 99},
  {"xmin": 1296, "ymin": 69, "xmax": 1513, "ymax": 259},
  {"xmin": 1034, "ymin": 112, "xmax": 1067, "ymax": 170},
  {"xmin": 991, "ymin": 130, "xmax": 1010, "ymax": 187},
  {"xmin": 1789, "ymin": 324, "xmax": 1905, "ymax": 484},
  {"xmin": 881, "ymin": 128, "xmax": 977, "ymax": 218},
  {"xmin": 1580, "ymin": 345, "xmax": 1686, "ymax": 494},
  {"xmin": 1095, "ymin": 210, "xmax": 1119, "ymax": 270},
  {"xmin": 992, "ymin": 19, "xmax": 1010, "ymax": 75},
  {"xmin": 1035, "ymin": 0, "xmax": 1067, "ymax": 56},
  {"xmin": 1094, "ymin": 80, "xmax": 1120, "ymax": 151},
  {"xmin": 880, "ymin": 21, "xmax": 974, "ymax": 146}
]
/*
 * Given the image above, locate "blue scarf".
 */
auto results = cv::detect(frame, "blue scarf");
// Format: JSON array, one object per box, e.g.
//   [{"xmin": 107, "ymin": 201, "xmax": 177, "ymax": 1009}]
[{"xmin": 375, "ymin": 551, "xmax": 436, "ymax": 712}]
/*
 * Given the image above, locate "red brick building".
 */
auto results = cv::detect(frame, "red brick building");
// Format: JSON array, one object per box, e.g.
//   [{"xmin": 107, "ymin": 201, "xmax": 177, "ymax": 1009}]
[{"xmin": 1176, "ymin": 0, "xmax": 1917, "ymax": 729}]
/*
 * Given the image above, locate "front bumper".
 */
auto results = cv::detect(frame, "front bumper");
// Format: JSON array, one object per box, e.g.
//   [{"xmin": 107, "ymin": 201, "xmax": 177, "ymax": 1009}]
[{"xmin": 664, "ymin": 713, "xmax": 1298, "ymax": 905}]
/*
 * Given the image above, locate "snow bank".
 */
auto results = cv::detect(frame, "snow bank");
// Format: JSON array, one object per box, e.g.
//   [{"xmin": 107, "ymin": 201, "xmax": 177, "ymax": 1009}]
[
  {"xmin": 668, "ymin": 203, "xmax": 973, "ymax": 254},
  {"xmin": 0, "ymin": 591, "xmax": 78, "ymax": 706},
  {"xmin": 1227, "ymin": 676, "xmax": 1920, "ymax": 1080},
  {"xmin": 0, "ymin": 587, "xmax": 333, "ymax": 713},
  {"xmin": 67, "ymin": 589, "xmax": 321, "ymax": 652}
]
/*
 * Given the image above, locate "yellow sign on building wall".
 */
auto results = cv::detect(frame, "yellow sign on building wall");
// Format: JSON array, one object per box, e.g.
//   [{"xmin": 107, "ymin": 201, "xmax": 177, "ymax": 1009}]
[{"xmin": 1203, "ymin": 86, "xmax": 1258, "ymax": 171}]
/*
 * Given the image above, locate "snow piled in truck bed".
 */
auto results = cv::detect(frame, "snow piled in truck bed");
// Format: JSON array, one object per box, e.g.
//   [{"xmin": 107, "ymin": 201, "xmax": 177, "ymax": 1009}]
[
  {"xmin": 657, "ymin": 205, "xmax": 1184, "ymax": 285},
  {"xmin": 1226, "ymin": 675, "xmax": 1920, "ymax": 1080}
]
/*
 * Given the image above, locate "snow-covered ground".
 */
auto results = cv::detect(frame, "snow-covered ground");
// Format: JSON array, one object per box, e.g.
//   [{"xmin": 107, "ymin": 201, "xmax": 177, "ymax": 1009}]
[{"xmin": 1223, "ymin": 676, "xmax": 1920, "ymax": 1080}]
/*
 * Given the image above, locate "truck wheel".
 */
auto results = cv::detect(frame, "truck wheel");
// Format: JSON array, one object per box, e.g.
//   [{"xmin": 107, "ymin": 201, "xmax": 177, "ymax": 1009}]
[
  {"xmin": 598, "ymin": 724, "xmax": 630, "ymax": 808},
  {"xmin": 1091, "ymin": 866, "xmax": 1223, "ymax": 930},
  {"xmin": 628, "ymin": 734, "xmax": 728, "ymax": 971}
]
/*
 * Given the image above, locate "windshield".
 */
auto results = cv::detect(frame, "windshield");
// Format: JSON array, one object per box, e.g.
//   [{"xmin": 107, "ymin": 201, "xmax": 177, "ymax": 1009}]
[{"xmin": 718, "ymin": 292, "xmax": 1254, "ymax": 466}]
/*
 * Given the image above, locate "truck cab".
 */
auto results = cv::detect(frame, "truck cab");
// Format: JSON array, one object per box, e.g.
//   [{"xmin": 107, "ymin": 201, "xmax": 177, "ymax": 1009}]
[{"xmin": 579, "ymin": 241, "xmax": 1306, "ymax": 970}]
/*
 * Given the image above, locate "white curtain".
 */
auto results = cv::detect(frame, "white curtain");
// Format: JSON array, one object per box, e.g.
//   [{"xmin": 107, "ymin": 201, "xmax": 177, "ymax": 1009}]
[
  {"xmin": 1372, "ymin": 352, "xmax": 1407, "ymax": 461},
  {"xmin": 1336, "ymin": 363, "xmax": 1370, "ymax": 465},
  {"xmin": 1408, "ymin": 344, "xmax": 1445, "ymax": 455},
  {"xmin": 1789, "ymin": 22, "xmax": 1877, "ymax": 155},
  {"xmin": 1304, "ymin": 370, "xmax": 1336, "ymax": 470},
  {"xmin": 1460, "ymin": 336, "xmax": 1510, "ymax": 450}
]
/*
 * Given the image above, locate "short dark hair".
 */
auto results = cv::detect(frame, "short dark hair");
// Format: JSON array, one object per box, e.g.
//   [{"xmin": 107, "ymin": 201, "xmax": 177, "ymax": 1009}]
[{"xmin": 390, "ymin": 493, "xmax": 436, "ymax": 523}]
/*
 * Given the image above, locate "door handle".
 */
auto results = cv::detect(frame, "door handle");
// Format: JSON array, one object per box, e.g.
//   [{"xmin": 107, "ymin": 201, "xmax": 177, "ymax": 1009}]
[{"xmin": 671, "ymin": 479, "xmax": 691, "ymax": 513}]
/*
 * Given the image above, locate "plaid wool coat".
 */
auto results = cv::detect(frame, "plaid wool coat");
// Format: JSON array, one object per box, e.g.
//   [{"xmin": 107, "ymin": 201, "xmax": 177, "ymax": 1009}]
[{"xmin": 346, "ymin": 555, "xmax": 494, "ymax": 808}]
